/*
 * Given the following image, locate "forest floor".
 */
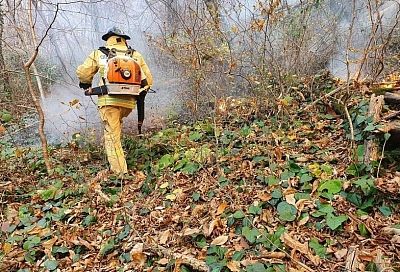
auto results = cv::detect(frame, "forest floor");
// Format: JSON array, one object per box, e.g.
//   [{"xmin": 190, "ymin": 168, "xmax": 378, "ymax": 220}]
[{"xmin": 1, "ymin": 78, "xmax": 400, "ymax": 272}]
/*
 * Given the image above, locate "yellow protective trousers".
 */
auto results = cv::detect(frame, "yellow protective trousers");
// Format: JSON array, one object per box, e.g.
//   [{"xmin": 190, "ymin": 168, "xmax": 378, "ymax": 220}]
[{"xmin": 99, "ymin": 105, "xmax": 132, "ymax": 175}]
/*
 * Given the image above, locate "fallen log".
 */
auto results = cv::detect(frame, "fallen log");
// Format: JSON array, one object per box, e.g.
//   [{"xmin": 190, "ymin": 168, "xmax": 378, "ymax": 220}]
[
  {"xmin": 383, "ymin": 111, "xmax": 400, "ymax": 120},
  {"xmin": 379, "ymin": 121, "xmax": 400, "ymax": 134},
  {"xmin": 384, "ymin": 92, "xmax": 400, "ymax": 105}
]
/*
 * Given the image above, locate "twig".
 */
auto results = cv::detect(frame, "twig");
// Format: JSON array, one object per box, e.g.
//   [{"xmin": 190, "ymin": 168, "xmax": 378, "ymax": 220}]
[
  {"xmin": 298, "ymin": 87, "xmax": 343, "ymax": 113},
  {"xmin": 376, "ymin": 135, "xmax": 388, "ymax": 178},
  {"xmin": 344, "ymin": 103, "xmax": 355, "ymax": 146},
  {"xmin": 383, "ymin": 111, "xmax": 400, "ymax": 120},
  {"xmin": 345, "ymin": 246, "xmax": 359, "ymax": 272}
]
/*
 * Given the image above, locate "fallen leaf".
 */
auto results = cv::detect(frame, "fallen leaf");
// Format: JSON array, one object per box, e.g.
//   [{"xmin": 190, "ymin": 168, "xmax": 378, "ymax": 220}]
[
  {"xmin": 3, "ymin": 243, "xmax": 12, "ymax": 254},
  {"xmin": 391, "ymin": 235, "xmax": 400, "ymax": 244},
  {"xmin": 211, "ymin": 235, "xmax": 229, "ymax": 246},
  {"xmin": 227, "ymin": 260, "xmax": 241, "ymax": 271},
  {"xmin": 158, "ymin": 258, "xmax": 169, "ymax": 265},
  {"xmin": 298, "ymin": 214, "xmax": 309, "ymax": 226},
  {"xmin": 1, "ymin": 222, "xmax": 10, "ymax": 232},
  {"xmin": 160, "ymin": 182, "xmax": 169, "ymax": 189},
  {"xmin": 69, "ymin": 99, "xmax": 80, "ymax": 107},
  {"xmin": 258, "ymin": 193, "xmax": 272, "ymax": 202},
  {"xmin": 183, "ymin": 228, "xmax": 200, "ymax": 236},
  {"xmin": 216, "ymin": 202, "xmax": 228, "ymax": 216},
  {"xmin": 207, "ymin": 218, "xmax": 223, "ymax": 236},
  {"xmin": 159, "ymin": 230, "xmax": 170, "ymax": 245},
  {"xmin": 281, "ymin": 232, "xmax": 320, "ymax": 266},
  {"xmin": 285, "ymin": 194, "xmax": 296, "ymax": 205},
  {"xmin": 334, "ymin": 248, "xmax": 348, "ymax": 260},
  {"xmin": 165, "ymin": 193, "xmax": 176, "ymax": 201},
  {"xmin": 131, "ymin": 243, "xmax": 146, "ymax": 266}
]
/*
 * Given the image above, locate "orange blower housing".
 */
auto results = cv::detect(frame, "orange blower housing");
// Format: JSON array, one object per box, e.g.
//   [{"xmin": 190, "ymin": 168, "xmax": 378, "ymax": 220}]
[{"xmin": 107, "ymin": 56, "xmax": 141, "ymax": 85}]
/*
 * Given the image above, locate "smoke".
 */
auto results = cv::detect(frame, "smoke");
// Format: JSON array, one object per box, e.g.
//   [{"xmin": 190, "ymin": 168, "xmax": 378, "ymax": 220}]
[
  {"xmin": 43, "ymin": 84, "xmax": 101, "ymax": 144},
  {"xmin": 329, "ymin": 0, "xmax": 400, "ymax": 79}
]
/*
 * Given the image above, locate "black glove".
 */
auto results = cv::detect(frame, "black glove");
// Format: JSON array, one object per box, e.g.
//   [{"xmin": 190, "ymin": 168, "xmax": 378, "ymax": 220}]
[{"xmin": 79, "ymin": 82, "xmax": 91, "ymax": 90}]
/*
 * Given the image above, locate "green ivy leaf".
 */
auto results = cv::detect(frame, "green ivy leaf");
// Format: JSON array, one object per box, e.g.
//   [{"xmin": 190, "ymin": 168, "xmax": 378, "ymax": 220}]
[
  {"xmin": 379, "ymin": 205, "xmax": 392, "ymax": 217},
  {"xmin": 82, "ymin": 214, "xmax": 97, "ymax": 227},
  {"xmin": 117, "ymin": 224, "xmax": 131, "ymax": 241},
  {"xmin": 326, "ymin": 214, "xmax": 348, "ymax": 230},
  {"xmin": 318, "ymin": 179, "xmax": 342, "ymax": 199},
  {"xmin": 309, "ymin": 238, "xmax": 327, "ymax": 257},
  {"xmin": 1, "ymin": 113, "xmax": 12, "ymax": 123},
  {"xmin": 233, "ymin": 210, "xmax": 245, "ymax": 219},
  {"xmin": 232, "ymin": 250, "xmax": 245, "ymax": 261},
  {"xmin": 248, "ymin": 204, "xmax": 262, "ymax": 215},
  {"xmin": 181, "ymin": 162, "xmax": 199, "ymax": 174},
  {"xmin": 23, "ymin": 235, "xmax": 41, "ymax": 250},
  {"xmin": 242, "ymin": 226, "xmax": 259, "ymax": 244},
  {"xmin": 358, "ymin": 223, "xmax": 370, "ymax": 237},
  {"xmin": 300, "ymin": 174, "xmax": 313, "ymax": 183},
  {"xmin": 192, "ymin": 192, "xmax": 201, "ymax": 202},
  {"xmin": 189, "ymin": 131, "xmax": 203, "ymax": 141},
  {"xmin": 43, "ymin": 259, "xmax": 58, "ymax": 271},
  {"xmin": 277, "ymin": 201, "xmax": 297, "ymax": 222},
  {"xmin": 246, "ymin": 263, "xmax": 267, "ymax": 272},
  {"xmin": 271, "ymin": 189, "xmax": 282, "ymax": 199},
  {"xmin": 158, "ymin": 154, "xmax": 174, "ymax": 170},
  {"xmin": 99, "ymin": 238, "xmax": 115, "ymax": 256}
]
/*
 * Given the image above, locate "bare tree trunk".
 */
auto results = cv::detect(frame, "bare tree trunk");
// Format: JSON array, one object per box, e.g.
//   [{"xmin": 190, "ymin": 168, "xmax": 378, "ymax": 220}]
[
  {"xmin": 0, "ymin": 2, "xmax": 11, "ymax": 101},
  {"xmin": 363, "ymin": 94, "xmax": 384, "ymax": 165},
  {"xmin": 31, "ymin": 63, "xmax": 45, "ymax": 99},
  {"xmin": 20, "ymin": 0, "xmax": 59, "ymax": 173},
  {"xmin": 23, "ymin": 64, "xmax": 51, "ymax": 171}
]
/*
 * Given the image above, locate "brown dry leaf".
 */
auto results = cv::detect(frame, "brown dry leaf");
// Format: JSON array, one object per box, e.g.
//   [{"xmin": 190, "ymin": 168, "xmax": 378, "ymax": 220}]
[
  {"xmin": 240, "ymin": 259, "xmax": 258, "ymax": 266},
  {"xmin": 296, "ymin": 156, "xmax": 309, "ymax": 162},
  {"xmin": 281, "ymin": 232, "xmax": 320, "ymax": 266},
  {"xmin": 0, "ymin": 125, "xmax": 5, "ymax": 135},
  {"xmin": 158, "ymin": 258, "xmax": 169, "ymax": 265},
  {"xmin": 311, "ymin": 179, "xmax": 320, "ymax": 195},
  {"xmin": 211, "ymin": 235, "xmax": 229, "ymax": 246},
  {"xmin": 258, "ymin": 192, "xmax": 272, "ymax": 202},
  {"xmin": 131, "ymin": 243, "xmax": 146, "ymax": 266},
  {"xmin": 216, "ymin": 202, "xmax": 228, "ymax": 216},
  {"xmin": 274, "ymin": 147, "xmax": 283, "ymax": 161},
  {"xmin": 207, "ymin": 218, "xmax": 223, "ymax": 236},
  {"xmin": 42, "ymin": 237, "xmax": 58, "ymax": 255},
  {"xmin": 285, "ymin": 194, "xmax": 296, "ymax": 206},
  {"xmin": 382, "ymin": 227, "xmax": 400, "ymax": 236},
  {"xmin": 391, "ymin": 235, "xmax": 400, "ymax": 244},
  {"xmin": 159, "ymin": 230, "xmax": 171, "ymax": 245},
  {"xmin": 3, "ymin": 243, "xmax": 12, "ymax": 254},
  {"xmin": 297, "ymin": 214, "xmax": 309, "ymax": 226},
  {"xmin": 334, "ymin": 248, "xmax": 348, "ymax": 260},
  {"xmin": 226, "ymin": 260, "xmax": 241, "ymax": 272},
  {"xmin": 69, "ymin": 99, "xmax": 80, "ymax": 107},
  {"xmin": 77, "ymin": 237, "xmax": 95, "ymax": 250},
  {"xmin": 1, "ymin": 222, "xmax": 10, "ymax": 232},
  {"xmin": 183, "ymin": 228, "xmax": 200, "ymax": 236}
]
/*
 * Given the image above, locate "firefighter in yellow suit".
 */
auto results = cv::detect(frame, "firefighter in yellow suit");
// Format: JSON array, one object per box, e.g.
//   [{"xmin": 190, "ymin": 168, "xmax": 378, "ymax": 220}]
[{"xmin": 76, "ymin": 27, "xmax": 153, "ymax": 176}]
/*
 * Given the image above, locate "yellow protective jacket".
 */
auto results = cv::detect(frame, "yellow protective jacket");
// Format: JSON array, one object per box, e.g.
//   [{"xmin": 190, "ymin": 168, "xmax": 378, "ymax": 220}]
[{"xmin": 76, "ymin": 36, "xmax": 153, "ymax": 109}]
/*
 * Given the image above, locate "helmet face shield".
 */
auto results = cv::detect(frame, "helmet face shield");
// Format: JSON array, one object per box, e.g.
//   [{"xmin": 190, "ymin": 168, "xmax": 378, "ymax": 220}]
[{"xmin": 102, "ymin": 26, "xmax": 131, "ymax": 41}]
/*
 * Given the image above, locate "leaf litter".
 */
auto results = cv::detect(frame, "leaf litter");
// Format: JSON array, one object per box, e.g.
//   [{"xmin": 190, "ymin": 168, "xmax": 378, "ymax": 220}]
[{"xmin": 1, "ymin": 85, "xmax": 400, "ymax": 271}]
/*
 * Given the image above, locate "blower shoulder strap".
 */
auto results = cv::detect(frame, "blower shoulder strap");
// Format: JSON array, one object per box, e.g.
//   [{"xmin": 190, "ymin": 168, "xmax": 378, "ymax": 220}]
[
  {"xmin": 98, "ymin": 46, "xmax": 110, "ymax": 57},
  {"xmin": 98, "ymin": 46, "xmax": 136, "ymax": 58}
]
